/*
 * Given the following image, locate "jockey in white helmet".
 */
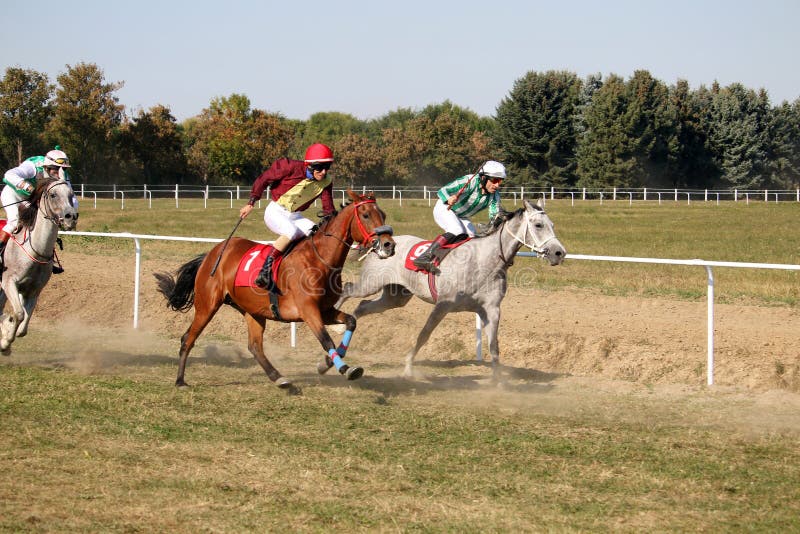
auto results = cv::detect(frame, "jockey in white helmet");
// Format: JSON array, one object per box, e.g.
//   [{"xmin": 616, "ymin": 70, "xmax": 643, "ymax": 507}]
[{"xmin": 1, "ymin": 146, "xmax": 75, "ymax": 272}]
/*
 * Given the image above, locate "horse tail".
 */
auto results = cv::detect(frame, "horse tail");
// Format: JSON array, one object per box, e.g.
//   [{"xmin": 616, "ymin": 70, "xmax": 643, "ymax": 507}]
[{"xmin": 154, "ymin": 254, "xmax": 206, "ymax": 312}]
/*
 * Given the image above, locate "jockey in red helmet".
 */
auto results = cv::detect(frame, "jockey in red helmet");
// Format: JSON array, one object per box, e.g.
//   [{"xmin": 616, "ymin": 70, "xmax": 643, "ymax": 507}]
[{"xmin": 239, "ymin": 143, "xmax": 336, "ymax": 293}]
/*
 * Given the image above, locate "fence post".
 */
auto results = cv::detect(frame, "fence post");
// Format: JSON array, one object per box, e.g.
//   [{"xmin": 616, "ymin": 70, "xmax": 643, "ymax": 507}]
[{"xmin": 175, "ymin": 184, "xmax": 179, "ymax": 208}]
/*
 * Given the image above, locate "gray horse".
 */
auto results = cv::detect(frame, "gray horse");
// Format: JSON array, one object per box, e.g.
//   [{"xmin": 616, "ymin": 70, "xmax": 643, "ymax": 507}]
[
  {"xmin": 335, "ymin": 199, "xmax": 566, "ymax": 377},
  {"xmin": 0, "ymin": 176, "xmax": 78, "ymax": 353}
]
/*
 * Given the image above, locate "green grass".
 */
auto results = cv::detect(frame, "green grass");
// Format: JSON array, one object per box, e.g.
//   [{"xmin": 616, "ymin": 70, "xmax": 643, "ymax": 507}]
[{"xmin": 1, "ymin": 365, "xmax": 799, "ymax": 532}]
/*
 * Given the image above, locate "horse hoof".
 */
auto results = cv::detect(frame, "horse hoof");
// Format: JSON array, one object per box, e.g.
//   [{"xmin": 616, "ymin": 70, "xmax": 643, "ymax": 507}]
[
  {"xmin": 276, "ymin": 377, "xmax": 292, "ymax": 388},
  {"xmin": 345, "ymin": 366, "xmax": 364, "ymax": 380},
  {"xmin": 175, "ymin": 379, "xmax": 188, "ymax": 388},
  {"xmin": 1, "ymin": 347, "xmax": 10, "ymax": 356},
  {"xmin": 317, "ymin": 357, "xmax": 333, "ymax": 375}
]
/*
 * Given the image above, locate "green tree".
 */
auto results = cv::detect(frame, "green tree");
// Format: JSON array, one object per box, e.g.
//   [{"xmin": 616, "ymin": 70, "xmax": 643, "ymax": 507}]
[
  {"xmin": 707, "ymin": 83, "xmax": 770, "ymax": 189},
  {"xmin": 294, "ymin": 111, "xmax": 366, "ymax": 157},
  {"xmin": 382, "ymin": 102, "xmax": 491, "ymax": 185},
  {"xmin": 765, "ymin": 98, "xmax": 800, "ymax": 188},
  {"xmin": 0, "ymin": 67, "xmax": 53, "ymax": 167},
  {"xmin": 47, "ymin": 63, "xmax": 124, "ymax": 183},
  {"xmin": 575, "ymin": 74, "xmax": 636, "ymax": 188},
  {"xmin": 119, "ymin": 105, "xmax": 187, "ymax": 184},
  {"xmin": 332, "ymin": 133, "xmax": 384, "ymax": 186},
  {"xmin": 185, "ymin": 94, "xmax": 295, "ymax": 184},
  {"xmin": 669, "ymin": 81, "xmax": 718, "ymax": 188},
  {"xmin": 494, "ymin": 70, "xmax": 582, "ymax": 187},
  {"xmin": 621, "ymin": 70, "xmax": 678, "ymax": 188}
]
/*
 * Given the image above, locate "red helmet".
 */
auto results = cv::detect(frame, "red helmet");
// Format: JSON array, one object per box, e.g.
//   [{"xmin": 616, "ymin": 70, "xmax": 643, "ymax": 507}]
[{"xmin": 304, "ymin": 143, "xmax": 334, "ymax": 163}]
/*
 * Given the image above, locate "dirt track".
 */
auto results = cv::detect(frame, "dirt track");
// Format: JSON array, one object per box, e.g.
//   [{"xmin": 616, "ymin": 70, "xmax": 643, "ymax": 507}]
[{"xmin": 5, "ymin": 251, "xmax": 800, "ymax": 435}]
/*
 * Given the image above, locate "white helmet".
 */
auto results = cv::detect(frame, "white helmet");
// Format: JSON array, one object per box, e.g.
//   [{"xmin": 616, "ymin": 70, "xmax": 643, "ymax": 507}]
[
  {"xmin": 480, "ymin": 160, "xmax": 506, "ymax": 179},
  {"xmin": 43, "ymin": 148, "xmax": 70, "ymax": 168}
]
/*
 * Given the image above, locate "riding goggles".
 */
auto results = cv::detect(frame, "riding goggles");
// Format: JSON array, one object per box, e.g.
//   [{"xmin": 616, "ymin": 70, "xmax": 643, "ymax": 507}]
[{"xmin": 308, "ymin": 162, "xmax": 332, "ymax": 172}]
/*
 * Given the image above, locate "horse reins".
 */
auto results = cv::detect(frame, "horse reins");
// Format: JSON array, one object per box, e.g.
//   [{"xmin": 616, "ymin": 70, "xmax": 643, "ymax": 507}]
[
  {"xmin": 312, "ymin": 199, "xmax": 393, "ymax": 267},
  {"xmin": 12, "ymin": 179, "xmax": 72, "ymax": 264},
  {"xmin": 497, "ymin": 209, "xmax": 557, "ymax": 265}
]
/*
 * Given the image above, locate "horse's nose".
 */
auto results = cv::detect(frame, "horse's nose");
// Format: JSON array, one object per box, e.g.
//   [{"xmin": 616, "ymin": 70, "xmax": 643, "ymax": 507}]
[{"xmin": 383, "ymin": 239, "xmax": 396, "ymax": 256}]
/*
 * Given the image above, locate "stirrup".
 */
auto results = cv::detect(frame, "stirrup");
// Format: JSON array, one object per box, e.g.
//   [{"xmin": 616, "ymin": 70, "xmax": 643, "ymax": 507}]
[{"xmin": 413, "ymin": 257, "xmax": 440, "ymax": 274}]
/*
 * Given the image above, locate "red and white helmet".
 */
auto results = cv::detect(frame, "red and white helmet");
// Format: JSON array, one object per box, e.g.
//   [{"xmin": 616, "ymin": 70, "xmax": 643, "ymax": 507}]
[
  {"xmin": 43, "ymin": 148, "xmax": 71, "ymax": 168},
  {"xmin": 304, "ymin": 143, "xmax": 334, "ymax": 164}
]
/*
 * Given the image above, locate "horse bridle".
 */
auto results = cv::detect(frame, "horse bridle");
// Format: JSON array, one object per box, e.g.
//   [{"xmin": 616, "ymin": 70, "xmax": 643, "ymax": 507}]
[
  {"xmin": 38, "ymin": 179, "xmax": 73, "ymax": 227},
  {"xmin": 12, "ymin": 179, "xmax": 72, "ymax": 264},
  {"xmin": 312, "ymin": 198, "xmax": 394, "ymax": 267},
  {"xmin": 349, "ymin": 199, "xmax": 393, "ymax": 251},
  {"xmin": 498, "ymin": 208, "xmax": 557, "ymax": 264}
]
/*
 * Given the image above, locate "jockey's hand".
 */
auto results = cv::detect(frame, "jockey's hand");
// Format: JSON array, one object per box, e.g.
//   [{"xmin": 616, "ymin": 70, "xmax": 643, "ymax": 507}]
[
  {"xmin": 20, "ymin": 181, "xmax": 34, "ymax": 194},
  {"xmin": 447, "ymin": 195, "xmax": 457, "ymax": 206},
  {"xmin": 239, "ymin": 203, "xmax": 254, "ymax": 219}
]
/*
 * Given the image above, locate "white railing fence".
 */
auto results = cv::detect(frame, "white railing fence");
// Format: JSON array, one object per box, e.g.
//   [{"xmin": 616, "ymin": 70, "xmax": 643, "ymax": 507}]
[
  {"xmin": 59, "ymin": 231, "xmax": 800, "ymax": 386},
  {"xmin": 74, "ymin": 184, "xmax": 800, "ymax": 207}
]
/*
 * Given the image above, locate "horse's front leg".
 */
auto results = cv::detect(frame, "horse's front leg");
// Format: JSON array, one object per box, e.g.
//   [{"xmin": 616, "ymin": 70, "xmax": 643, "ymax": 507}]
[
  {"xmin": 16, "ymin": 289, "xmax": 43, "ymax": 338},
  {"xmin": 478, "ymin": 304, "xmax": 502, "ymax": 378},
  {"xmin": 305, "ymin": 308, "xmax": 362, "ymax": 380},
  {"xmin": 317, "ymin": 308, "xmax": 357, "ymax": 375},
  {"xmin": 0, "ymin": 281, "xmax": 24, "ymax": 353}
]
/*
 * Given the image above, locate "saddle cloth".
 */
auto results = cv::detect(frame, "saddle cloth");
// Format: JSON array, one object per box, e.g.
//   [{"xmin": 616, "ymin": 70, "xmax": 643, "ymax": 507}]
[
  {"xmin": 234, "ymin": 244, "xmax": 284, "ymax": 287},
  {"xmin": 404, "ymin": 238, "xmax": 470, "ymax": 273}
]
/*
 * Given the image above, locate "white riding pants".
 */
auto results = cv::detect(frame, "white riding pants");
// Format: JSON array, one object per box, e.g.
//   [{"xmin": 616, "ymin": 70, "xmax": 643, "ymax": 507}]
[
  {"xmin": 1, "ymin": 186, "xmax": 27, "ymax": 234},
  {"xmin": 263, "ymin": 201, "xmax": 317, "ymax": 241},
  {"xmin": 432, "ymin": 199, "xmax": 476, "ymax": 237}
]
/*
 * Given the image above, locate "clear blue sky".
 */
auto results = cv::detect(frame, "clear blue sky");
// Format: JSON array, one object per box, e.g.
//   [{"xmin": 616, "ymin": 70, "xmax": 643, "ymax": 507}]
[{"xmin": 2, "ymin": 0, "xmax": 798, "ymax": 122}]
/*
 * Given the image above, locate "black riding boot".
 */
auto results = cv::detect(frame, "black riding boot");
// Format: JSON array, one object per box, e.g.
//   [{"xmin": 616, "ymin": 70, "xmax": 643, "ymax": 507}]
[
  {"xmin": 255, "ymin": 248, "xmax": 283, "ymax": 294},
  {"xmin": 255, "ymin": 255, "xmax": 276, "ymax": 291},
  {"xmin": 413, "ymin": 233, "xmax": 452, "ymax": 274}
]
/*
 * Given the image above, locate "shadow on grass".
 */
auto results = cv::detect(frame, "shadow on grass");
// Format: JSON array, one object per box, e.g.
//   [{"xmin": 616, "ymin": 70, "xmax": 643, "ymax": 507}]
[{"xmin": 292, "ymin": 358, "xmax": 564, "ymax": 398}]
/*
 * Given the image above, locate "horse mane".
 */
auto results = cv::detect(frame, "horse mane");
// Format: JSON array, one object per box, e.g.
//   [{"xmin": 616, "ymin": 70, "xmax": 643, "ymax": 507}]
[
  {"xmin": 476, "ymin": 207, "xmax": 521, "ymax": 237},
  {"xmin": 314, "ymin": 193, "xmax": 382, "ymax": 234},
  {"xmin": 17, "ymin": 176, "xmax": 58, "ymax": 229}
]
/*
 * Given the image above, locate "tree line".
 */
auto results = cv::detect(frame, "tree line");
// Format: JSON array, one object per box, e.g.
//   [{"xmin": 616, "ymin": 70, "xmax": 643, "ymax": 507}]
[{"xmin": 1, "ymin": 63, "xmax": 798, "ymax": 190}]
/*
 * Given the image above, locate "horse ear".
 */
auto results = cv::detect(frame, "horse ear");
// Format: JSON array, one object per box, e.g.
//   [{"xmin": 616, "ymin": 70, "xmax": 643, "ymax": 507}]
[
  {"xmin": 346, "ymin": 189, "xmax": 360, "ymax": 203},
  {"xmin": 524, "ymin": 198, "xmax": 544, "ymax": 211}
]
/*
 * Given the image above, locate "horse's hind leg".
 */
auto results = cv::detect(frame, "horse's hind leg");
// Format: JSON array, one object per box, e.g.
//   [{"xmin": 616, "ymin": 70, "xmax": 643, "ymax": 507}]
[
  {"xmin": 353, "ymin": 284, "xmax": 413, "ymax": 318},
  {"xmin": 243, "ymin": 313, "xmax": 293, "ymax": 390},
  {"xmin": 405, "ymin": 303, "xmax": 450, "ymax": 378},
  {"xmin": 175, "ymin": 299, "xmax": 222, "ymax": 387}
]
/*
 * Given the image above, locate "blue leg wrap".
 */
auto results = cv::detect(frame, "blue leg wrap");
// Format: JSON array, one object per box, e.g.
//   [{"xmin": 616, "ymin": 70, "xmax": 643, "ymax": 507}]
[
  {"xmin": 328, "ymin": 348, "xmax": 346, "ymax": 371},
  {"xmin": 337, "ymin": 330, "xmax": 353, "ymax": 356}
]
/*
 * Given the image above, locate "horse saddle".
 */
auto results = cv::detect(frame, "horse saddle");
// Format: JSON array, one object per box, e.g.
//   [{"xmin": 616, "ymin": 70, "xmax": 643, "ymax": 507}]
[
  {"xmin": 404, "ymin": 238, "xmax": 470, "ymax": 274},
  {"xmin": 234, "ymin": 244, "xmax": 286, "ymax": 287}
]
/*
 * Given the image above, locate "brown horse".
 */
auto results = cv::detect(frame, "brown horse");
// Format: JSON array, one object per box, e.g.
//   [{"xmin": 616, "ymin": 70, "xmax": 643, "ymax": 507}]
[{"xmin": 155, "ymin": 190, "xmax": 395, "ymax": 391}]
